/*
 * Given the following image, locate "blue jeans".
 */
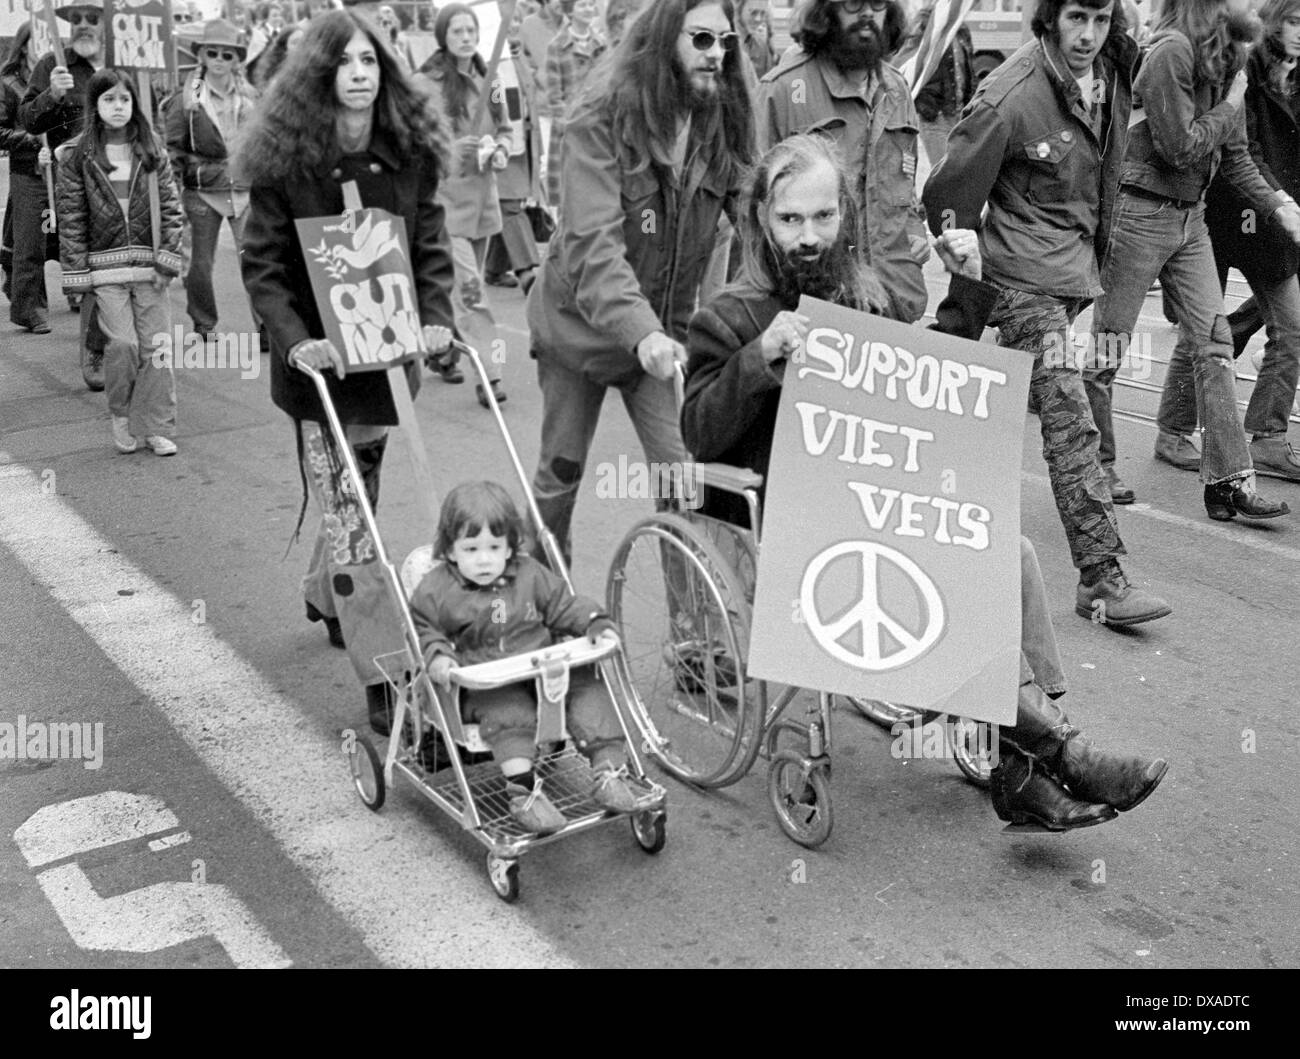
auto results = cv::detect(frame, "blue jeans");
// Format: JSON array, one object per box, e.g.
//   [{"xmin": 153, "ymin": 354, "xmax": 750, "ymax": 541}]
[
  {"xmin": 1019, "ymin": 535, "xmax": 1067, "ymax": 697},
  {"xmin": 1088, "ymin": 191, "xmax": 1253, "ymax": 485},
  {"xmin": 532, "ymin": 354, "xmax": 686, "ymax": 566},
  {"xmin": 182, "ymin": 189, "xmax": 249, "ymax": 334}
]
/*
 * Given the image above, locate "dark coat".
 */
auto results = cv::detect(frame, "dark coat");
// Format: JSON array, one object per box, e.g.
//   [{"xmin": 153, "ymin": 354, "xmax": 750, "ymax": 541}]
[
  {"xmin": 913, "ymin": 21, "xmax": 975, "ymax": 121},
  {"xmin": 239, "ymin": 133, "xmax": 458, "ymax": 426},
  {"xmin": 19, "ymin": 51, "xmax": 97, "ymax": 151},
  {"xmin": 1206, "ymin": 46, "xmax": 1300, "ymax": 286},
  {"xmin": 681, "ymin": 273, "xmax": 999, "ymax": 527},
  {"xmin": 54, "ymin": 134, "xmax": 184, "ymax": 291},
  {"xmin": 1, "ymin": 68, "xmax": 40, "ymax": 176},
  {"xmin": 163, "ymin": 71, "xmax": 258, "ymax": 192}
]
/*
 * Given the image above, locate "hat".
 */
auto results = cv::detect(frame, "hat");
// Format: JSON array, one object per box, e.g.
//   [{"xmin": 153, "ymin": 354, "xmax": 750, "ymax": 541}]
[
  {"xmin": 54, "ymin": 0, "xmax": 105, "ymax": 19},
  {"xmin": 184, "ymin": 19, "xmax": 249, "ymax": 61}
]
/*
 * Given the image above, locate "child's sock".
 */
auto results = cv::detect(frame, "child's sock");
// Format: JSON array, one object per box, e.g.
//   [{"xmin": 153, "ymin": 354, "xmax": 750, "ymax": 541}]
[{"xmin": 506, "ymin": 769, "xmax": 537, "ymax": 790}]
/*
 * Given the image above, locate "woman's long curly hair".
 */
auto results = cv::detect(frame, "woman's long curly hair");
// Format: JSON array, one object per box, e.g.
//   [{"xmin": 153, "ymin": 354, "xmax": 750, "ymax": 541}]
[
  {"xmin": 1260, "ymin": 0, "xmax": 1300, "ymax": 82},
  {"xmin": 589, "ymin": 0, "xmax": 753, "ymax": 185},
  {"xmin": 1154, "ymin": 0, "xmax": 1260, "ymax": 85},
  {"xmin": 74, "ymin": 68, "xmax": 165, "ymax": 174},
  {"xmin": 236, "ymin": 9, "xmax": 447, "ymax": 186}
]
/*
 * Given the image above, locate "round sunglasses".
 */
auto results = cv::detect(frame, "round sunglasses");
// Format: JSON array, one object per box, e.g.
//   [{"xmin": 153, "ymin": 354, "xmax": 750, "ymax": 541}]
[
  {"xmin": 840, "ymin": 0, "xmax": 892, "ymax": 13},
  {"xmin": 682, "ymin": 29, "xmax": 739, "ymax": 52},
  {"xmin": 67, "ymin": 12, "xmax": 100, "ymax": 26}
]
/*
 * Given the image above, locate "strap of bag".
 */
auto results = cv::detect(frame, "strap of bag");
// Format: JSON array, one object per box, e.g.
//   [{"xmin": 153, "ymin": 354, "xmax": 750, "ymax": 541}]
[{"xmin": 148, "ymin": 169, "xmax": 161, "ymax": 254}]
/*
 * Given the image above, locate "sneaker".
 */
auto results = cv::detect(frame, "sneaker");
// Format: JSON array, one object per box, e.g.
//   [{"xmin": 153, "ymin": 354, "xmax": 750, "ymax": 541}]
[
  {"xmin": 28, "ymin": 320, "xmax": 51, "ymax": 335},
  {"xmin": 111, "ymin": 416, "xmax": 137, "ymax": 454},
  {"xmin": 506, "ymin": 778, "xmax": 567, "ymax": 834},
  {"xmin": 145, "ymin": 435, "xmax": 177, "ymax": 456},
  {"xmin": 1153, "ymin": 430, "xmax": 1200, "ymax": 471},
  {"xmin": 476, "ymin": 380, "xmax": 507, "ymax": 408},
  {"xmin": 590, "ymin": 765, "xmax": 639, "ymax": 813},
  {"xmin": 1249, "ymin": 437, "xmax": 1300, "ymax": 483},
  {"xmin": 1075, "ymin": 569, "xmax": 1172, "ymax": 627}
]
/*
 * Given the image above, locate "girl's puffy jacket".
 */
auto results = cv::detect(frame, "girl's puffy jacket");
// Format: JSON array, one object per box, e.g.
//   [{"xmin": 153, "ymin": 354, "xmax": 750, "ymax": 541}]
[{"xmin": 55, "ymin": 133, "xmax": 184, "ymax": 291}]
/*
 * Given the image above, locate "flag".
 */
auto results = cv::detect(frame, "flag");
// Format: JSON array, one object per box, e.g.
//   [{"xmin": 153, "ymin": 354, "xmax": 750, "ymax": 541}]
[{"xmin": 898, "ymin": 0, "xmax": 980, "ymax": 101}]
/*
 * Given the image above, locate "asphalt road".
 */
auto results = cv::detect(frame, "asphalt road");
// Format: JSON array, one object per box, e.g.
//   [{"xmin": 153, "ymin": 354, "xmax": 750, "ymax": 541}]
[{"xmin": 2, "ymin": 169, "xmax": 1298, "ymax": 969}]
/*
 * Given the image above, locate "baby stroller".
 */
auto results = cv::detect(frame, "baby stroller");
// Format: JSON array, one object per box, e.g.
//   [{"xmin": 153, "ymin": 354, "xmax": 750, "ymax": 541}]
[{"xmin": 300, "ymin": 344, "xmax": 667, "ymax": 902}]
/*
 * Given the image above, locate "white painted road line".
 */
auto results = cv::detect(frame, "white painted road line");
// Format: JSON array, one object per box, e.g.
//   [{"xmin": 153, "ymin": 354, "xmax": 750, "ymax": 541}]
[
  {"xmin": 0, "ymin": 454, "xmax": 575, "ymax": 968},
  {"xmin": 1022, "ymin": 471, "xmax": 1300, "ymax": 563}
]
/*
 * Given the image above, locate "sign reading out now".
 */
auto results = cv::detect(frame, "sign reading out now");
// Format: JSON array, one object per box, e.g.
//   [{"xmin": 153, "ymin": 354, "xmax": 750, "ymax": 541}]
[
  {"xmin": 746, "ymin": 296, "xmax": 1031, "ymax": 726},
  {"xmin": 103, "ymin": 0, "xmax": 174, "ymax": 73},
  {"xmin": 296, "ymin": 208, "xmax": 427, "ymax": 374}
]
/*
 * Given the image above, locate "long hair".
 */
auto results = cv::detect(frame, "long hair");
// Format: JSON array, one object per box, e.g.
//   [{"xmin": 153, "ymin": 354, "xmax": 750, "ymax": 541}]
[
  {"xmin": 421, "ymin": 5, "xmax": 507, "ymax": 133},
  {"xmin": 434, "ymin": 481, "xmax": 527, "ymax": 560},
  {"xmin": 1259, "ymin": 0, "xmax": 1300, "ymax": 78},
  {"xmin": 731, "ymin": 134, "xmax": 887, "ymax": 312},
  {"xmin": 592, "ymin": 0, "xmax": 753, "ymax": 185},
  {"xmin": 236, "ymin": 9, "xmax": 447, "ymax": 186},
  {"xmin": 0, "ymin": 21, "xmax": 33, "ymax": 82},
  {"xmin": 1154, "ymin": 0, "xmax": 1258, "ymax": 84},
  {"xmin": 75, "ymin": 68, "xmax": 164, "ymax": 174},
  {"xmin": 1031, "ymin": 0, "xmax": 1130, "ymax": 51},
  {"xmin": 793, "ymin": 0, "xmax": 909, "ymax": 59}
]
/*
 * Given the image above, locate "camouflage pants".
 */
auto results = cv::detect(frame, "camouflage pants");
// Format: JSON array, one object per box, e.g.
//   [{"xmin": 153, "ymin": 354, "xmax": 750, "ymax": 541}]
[{"xmin": 988, "ymin": 284, "xmax": 1124, "ymax": 570}]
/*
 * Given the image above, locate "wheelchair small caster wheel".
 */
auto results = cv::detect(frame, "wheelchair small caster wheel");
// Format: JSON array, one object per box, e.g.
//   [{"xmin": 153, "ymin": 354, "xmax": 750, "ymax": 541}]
[
  {"xmin": 768, "ymin": 751, "xmax": 832, "ymax": 848},
  {"xmin": 487, "ymin": 854, "xmax": 520, "ymax": 903},
  {"xmin": 347, "ymin": 733, "xmax": 385, "ymax": 811},
  {"xmin": 631, "ymin": 810, "xmax": 666, "ymax": 854}
]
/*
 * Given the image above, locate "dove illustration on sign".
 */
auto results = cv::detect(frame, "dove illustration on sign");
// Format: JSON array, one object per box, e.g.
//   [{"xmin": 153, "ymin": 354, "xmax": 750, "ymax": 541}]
[{"xmin": 310, "ymin": 213, "xmax": 405, "ymax": 281}]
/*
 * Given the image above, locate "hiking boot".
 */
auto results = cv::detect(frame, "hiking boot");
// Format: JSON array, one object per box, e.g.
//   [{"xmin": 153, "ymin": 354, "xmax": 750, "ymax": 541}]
[
  {"xmin": 1249, "ymin": 437, "xmax": 1300, "ymax": 483},
  {"xmin": 506, "ymin": 778, "xmax": 566, "ymax": 834},
  {"xmin": 111, "ymin": 416, "xmax": 137, "ymax": 454},
  {"xmin": 1154, "ymin": 430, "xmax": 1200, "ymax": 471},
  {"xmin": 1105, "ymin": 465, "xmax": 1135, "ymax": 504},
  {"xmin": 145, "ymin": 435, "xmax": 177, "ymax": 456},
  {"xmin": 1076, "ymin": 567, "xmax": 1171, "ymax": 626}
]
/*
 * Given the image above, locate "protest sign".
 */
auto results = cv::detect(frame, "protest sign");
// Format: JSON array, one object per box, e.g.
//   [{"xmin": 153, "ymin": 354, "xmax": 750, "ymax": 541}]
[
  {"xmin": 745, "ymin": 296, "xmax": 1031, "ymax": 726},
  {"xmin": 103, "ymin": 0, "xmax": 173, "ymax": 73},
  {"xmin": 295, "ymin": 208, "xmax": 428, "ymax": 374}
]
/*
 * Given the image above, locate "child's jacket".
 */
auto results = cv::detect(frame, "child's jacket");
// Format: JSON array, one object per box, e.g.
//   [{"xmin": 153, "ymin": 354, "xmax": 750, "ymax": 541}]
[
  {"xmin": 56, "ymin": 133, "xmax": 184, "ymax": 291},
  {"xmin": 410, "ymin": 554, "xmax": 613, "ymax": 667}
]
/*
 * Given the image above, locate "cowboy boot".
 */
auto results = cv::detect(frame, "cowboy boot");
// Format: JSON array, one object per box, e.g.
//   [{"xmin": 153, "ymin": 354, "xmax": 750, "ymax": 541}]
[
  {"xmin": 1012, "ymin": 680, "xmax": 1169, "ymax": 813},
  {"xmin": 990, "ymin": 747, "xmax": 1117, "ymax": 830}
]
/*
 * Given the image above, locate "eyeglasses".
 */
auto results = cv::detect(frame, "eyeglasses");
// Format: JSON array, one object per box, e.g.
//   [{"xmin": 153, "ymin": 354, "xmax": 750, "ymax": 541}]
[
  {"xmin": 68, "ymin": 12, "xmax": 100, "ymax": 26},
  {"xmin": 683, "ymin": 29, "xmax": 739, "ymax": 52},
  {"xmin": 204, "ymin": 49, "xmax": 239, "ymax": 61},
  {"xmin": 840, "ymin": 0, "xmax": 891, "ymax": 13}
]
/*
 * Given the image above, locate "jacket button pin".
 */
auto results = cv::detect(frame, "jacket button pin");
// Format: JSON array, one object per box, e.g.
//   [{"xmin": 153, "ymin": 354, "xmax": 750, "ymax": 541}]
[
  {"xmin": 1061, "ymin": 130, "xmax": 1073, "ymax": 142},
  {"xmin": 1037, "ymin": 141, "xmax": 1050, "ymax": 158},
  {"xmin": 331, "ymin": 168, "xmax": 342, "ymax": 179},
  {"xmin": 369, "ymin": 163, "xmax": 381, "ymax": 173}
]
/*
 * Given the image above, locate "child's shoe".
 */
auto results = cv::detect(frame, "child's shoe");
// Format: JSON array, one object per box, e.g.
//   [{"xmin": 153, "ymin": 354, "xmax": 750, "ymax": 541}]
[
  {"xmin": 111, "ymin": 416, "xmax": 137, "ymax": 453},
  {"xmin": 145, "ymin": 435, "xmax": 177, "ymax": 456},
  {"xmin": 591, "ymin": 765, "xmax": 639, "ymax": 813},
  {"xmin": 506, "ymin": 778, "xmax": 566, "ymax": 834}
]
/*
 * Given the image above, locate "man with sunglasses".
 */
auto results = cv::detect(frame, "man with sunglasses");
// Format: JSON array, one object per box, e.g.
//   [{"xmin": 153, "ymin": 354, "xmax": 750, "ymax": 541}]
[
  {"xmin": 526, "ymin": 0, "xmax": 754, "ymax": 566},
  {"xmin": 164, "ymin": 19, "xmax": 261, "ymax": 343},
  {"xmin": 758, "ymin": 0, "xmax": 931, "ymax": 325},
  {"xmin": 19, "ymin": 1, "xmax": 106, "ymax": 154}
]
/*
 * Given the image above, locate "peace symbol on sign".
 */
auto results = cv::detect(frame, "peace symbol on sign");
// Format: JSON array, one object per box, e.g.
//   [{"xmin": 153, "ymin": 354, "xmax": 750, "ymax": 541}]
[{"xmin": 800, "ymin": 541, "xmax": 946, "ymax": 671}]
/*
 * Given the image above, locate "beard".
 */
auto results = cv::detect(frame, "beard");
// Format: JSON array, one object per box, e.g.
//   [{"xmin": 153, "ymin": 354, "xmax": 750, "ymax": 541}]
[
  {"xmin": 674, "ymin": 55, "xmax": 728, "ymax": 115},
  {"xmin": 824, "ymin": 16, "xmax": 883, "ymax": 76},
  {"xmin": 70, "ymin": 32, "xmax": 100, "ymax": 59},
  {"xmin": 769, "ymin": 235, "xmax": 862, "ymax": 308}
]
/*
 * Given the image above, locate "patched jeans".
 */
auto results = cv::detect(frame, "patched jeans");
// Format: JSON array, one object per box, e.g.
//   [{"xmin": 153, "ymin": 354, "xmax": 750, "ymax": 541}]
[
  {"xmin": 987, "ymin": 282, "xmax": 1124, "ymax": 571},
  {"xmin": 1088, "ymin": 192, "xmax": 1253, "ymax": 485},
  {"xmin": 532, "ymin": 354, "xmax": 686, "ymax": 566}
]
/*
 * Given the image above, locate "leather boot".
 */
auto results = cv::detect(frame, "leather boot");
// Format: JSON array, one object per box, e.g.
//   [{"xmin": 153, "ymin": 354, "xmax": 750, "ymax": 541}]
[
  {"xmin": 989, "ymin": 749, "xmax": 1117, "ymax": 830},
  {"xmin": 365, "ymin": 682, "xmax": 394, "ymax": 736},
  {"xmin": 1010, "ymin": 679, "xmax": 1168, "ymax": 813}
]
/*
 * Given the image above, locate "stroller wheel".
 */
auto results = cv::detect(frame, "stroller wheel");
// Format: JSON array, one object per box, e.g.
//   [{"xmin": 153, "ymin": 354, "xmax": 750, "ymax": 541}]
[
  {"xmin": 487, "ymin": 853, "xmax": 520, "ymax": 903},
  {"xmin": 631, "ymin": 810, "xmax": 667, "ymax": 854},
  {"xmin": 348, "ymin": 734, "xmax": 385, "ymax": 811}
]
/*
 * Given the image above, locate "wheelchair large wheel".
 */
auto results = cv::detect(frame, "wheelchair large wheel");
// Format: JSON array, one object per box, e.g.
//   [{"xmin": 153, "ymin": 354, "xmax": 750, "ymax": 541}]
[
  {"xmin": 767, "ymin": 750, "xmax": 832, "ymax": 848},
  {"xmin": 607, "ymin": 512, "xmax": 761, "ymax": 789},
  {"xmin": 949, "ymin": 718, "xmax": 995, "ymax": 789}
]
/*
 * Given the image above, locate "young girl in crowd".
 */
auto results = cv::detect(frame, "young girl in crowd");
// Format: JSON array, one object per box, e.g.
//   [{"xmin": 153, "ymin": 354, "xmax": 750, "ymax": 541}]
[
  {"xmin": 409, "ymin": 481, "xmax": 639, "ymax": 834},
  {"xmin": 57, "ymin": 68, "xmax": 183, "ymax": 456}
]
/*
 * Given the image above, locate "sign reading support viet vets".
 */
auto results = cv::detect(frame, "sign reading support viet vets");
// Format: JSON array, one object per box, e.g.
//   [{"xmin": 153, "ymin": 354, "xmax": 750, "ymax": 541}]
[
  {"xmin": 103, "ymin": 0, "xmax": 173, "ymax": 72},
  {"xmin": 295, "ymin": 208, "xmax": 428, "ymax": 373},
  {"xmin": 746, "ymin": 297, "xmax": 1031, "ymax": 727}
]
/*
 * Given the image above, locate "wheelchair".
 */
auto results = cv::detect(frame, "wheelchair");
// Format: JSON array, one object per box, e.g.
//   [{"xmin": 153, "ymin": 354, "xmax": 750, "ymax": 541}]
[
  {"xmin": 302, "ymin": 345, "xmax": 667, "ymax": 903},
  {"xmin": 604, "ymin": 368, "xmax": 994, "ymax": 848}
]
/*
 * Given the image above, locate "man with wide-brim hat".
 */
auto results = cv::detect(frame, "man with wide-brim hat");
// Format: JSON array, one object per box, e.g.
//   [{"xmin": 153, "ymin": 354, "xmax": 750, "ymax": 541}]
[
  {"xmin": 165, "ymin": 18, "xmax": 260, "ymax": 341},
  {"xmin": 19, "ymin": 0, "xmax": 106, "ymax": 152}
]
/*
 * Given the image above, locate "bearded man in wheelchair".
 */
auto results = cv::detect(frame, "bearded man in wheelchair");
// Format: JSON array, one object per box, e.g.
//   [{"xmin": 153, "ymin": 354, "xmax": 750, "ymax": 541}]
[{"xmin": 679, "ymin": 135, "xmax": 1167, "ymax": 832}]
